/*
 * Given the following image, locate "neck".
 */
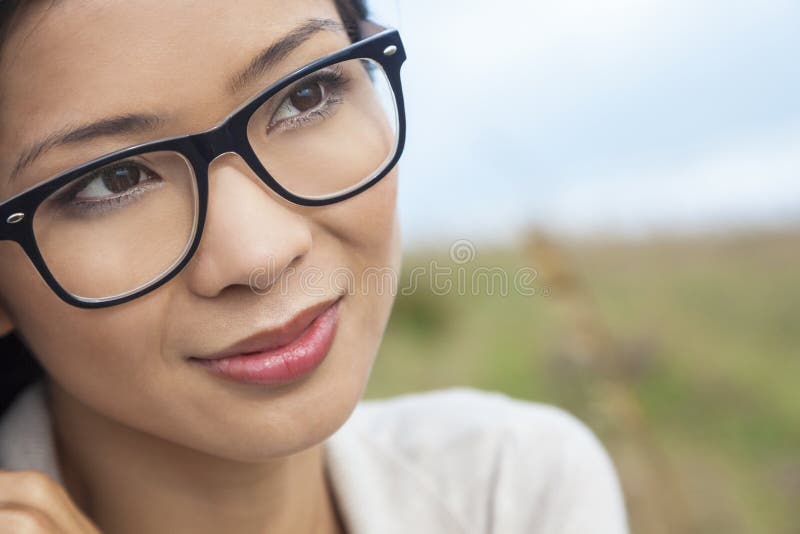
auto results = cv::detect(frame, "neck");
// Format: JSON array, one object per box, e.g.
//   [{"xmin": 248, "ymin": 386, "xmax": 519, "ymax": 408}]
[{"xmin": 47, "ymin": 382, "xmax": 345, "ymax": 534}]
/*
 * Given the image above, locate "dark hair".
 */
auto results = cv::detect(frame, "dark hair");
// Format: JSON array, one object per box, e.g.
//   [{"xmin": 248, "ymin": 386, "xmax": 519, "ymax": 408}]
[{"xmin": 0, "ymin": 0, "xmax": 369, "ymax": 416}]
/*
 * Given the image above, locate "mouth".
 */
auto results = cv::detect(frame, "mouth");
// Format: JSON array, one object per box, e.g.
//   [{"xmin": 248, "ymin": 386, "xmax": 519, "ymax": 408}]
[{"xmin": 188, "ymin": 296, "xmax": 343, "ymax": 386}]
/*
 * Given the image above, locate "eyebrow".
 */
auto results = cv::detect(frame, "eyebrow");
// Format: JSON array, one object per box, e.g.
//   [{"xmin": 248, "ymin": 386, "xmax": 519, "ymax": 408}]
[
  {"xmin": 10, "ymin": 114, "xmax": 164, "ymax": 181},
  {"xmin": 10, "ymin": 17, "xmax": 346, "ymax": 182},
  {"xmin": 229, "ymin": 17, "xmax": 344, "ymax": 93}
]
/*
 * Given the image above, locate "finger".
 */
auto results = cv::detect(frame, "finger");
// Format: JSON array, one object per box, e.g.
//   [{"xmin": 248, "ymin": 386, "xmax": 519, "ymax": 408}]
[
  {"xmin": 0, "ymin": 470, "xmax": 68, "ymax": 514},
  {"xmin": 0, "ymin": 470, "xmax": 94, "ymax": 533},
  {"xmin": 0, "ymin": 503, "xmax": 60, "ymax": 534}
]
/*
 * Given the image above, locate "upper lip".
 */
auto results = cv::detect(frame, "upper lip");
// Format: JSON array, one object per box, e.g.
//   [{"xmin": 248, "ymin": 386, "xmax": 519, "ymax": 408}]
[{"xmin": 190, "ymin": 296, "xmax": 341, "ymax": 361}]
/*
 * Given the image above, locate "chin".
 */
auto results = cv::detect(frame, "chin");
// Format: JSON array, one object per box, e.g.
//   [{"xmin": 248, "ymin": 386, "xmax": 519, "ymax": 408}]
[
  {"xmin": 185, "ymin": 381, "xmax": 366, "ymax": 463},
  {"xmin": 160, "ymin": 333, "xmax": 377, "ymax": 463}
]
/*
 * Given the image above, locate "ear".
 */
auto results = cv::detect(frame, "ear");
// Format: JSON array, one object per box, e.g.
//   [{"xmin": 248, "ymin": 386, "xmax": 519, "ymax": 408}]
[{"xmin": 0, "ymin": 305, "xmax": 14, "ymax": 337}]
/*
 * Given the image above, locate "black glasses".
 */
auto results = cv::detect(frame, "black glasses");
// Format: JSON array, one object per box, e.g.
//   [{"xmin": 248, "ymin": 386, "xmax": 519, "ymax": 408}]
[{"xmin": 0, "ymin": 22, "xmax": 406, "ymax": 309}]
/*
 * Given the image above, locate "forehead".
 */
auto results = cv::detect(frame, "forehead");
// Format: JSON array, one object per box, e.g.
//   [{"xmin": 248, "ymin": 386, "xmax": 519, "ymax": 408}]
[{"xmin": 0, "ymin": 0, "xmax": 342, "ymax": 181}]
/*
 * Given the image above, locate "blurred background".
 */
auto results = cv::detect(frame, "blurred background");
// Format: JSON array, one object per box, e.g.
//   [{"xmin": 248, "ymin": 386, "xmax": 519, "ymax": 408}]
[{"xmin": 363, "ymin": 1, "xmax": 800, "ymax": 533}]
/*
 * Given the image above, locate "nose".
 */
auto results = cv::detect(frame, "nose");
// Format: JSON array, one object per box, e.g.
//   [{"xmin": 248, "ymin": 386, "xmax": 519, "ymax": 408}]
[{"xmin": 183, "ymin": 153, "xmax": 312, "ymax": 298}]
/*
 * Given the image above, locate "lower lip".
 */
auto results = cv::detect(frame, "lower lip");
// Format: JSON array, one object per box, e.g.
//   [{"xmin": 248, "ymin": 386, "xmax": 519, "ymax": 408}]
[{"xmin": 193, "ymin": 300, "xmax": 340, "ymax": 386}]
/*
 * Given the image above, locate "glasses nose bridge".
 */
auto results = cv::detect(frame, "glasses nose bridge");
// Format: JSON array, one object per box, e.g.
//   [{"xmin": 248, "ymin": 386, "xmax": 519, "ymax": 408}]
[
  {"xmin": 200, "ymin": 123, "xmax": 269, "ymax": 192},
  {"xmin": 195, "ymin": 121, "xmax": 274, "ymax": 192},
  {"xmin": 195, "ymin": 121, "xmax": 240, "ymax": 162}
]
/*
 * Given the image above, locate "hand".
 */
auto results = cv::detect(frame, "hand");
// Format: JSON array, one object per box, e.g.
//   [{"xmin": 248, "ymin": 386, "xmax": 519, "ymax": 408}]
[{"xmin": 0, "ymin": 470, "xmax": 101, "ymax": 533}]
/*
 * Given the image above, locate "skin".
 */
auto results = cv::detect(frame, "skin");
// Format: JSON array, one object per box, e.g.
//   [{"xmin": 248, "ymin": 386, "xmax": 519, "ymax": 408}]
[{"xmin": 0, "ymin": 1, "xmax": 402, "ymax": 533}]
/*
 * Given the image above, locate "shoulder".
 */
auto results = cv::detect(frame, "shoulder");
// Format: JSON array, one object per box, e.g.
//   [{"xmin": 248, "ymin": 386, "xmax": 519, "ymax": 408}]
[
  {"xmin": 353, "ymin": 387, "xmax": 597, "ymax": 446},
  {"xmin": 0, "ymin": 382, "xmax": 63, "ymax": 483},
  {"xmin": 348, "ymin": 388, "xmax": 629, "ymax": 533}
]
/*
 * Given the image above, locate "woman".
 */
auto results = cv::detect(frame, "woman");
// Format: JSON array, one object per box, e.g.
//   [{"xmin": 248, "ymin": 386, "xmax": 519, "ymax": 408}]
[{"xmin": 0, "ymin": 1, "xmax": 628, "ymax": 532}]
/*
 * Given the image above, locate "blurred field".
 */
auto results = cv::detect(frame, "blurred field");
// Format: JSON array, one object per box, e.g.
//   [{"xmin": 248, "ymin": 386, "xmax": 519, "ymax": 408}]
[{"xmin": 365, "ymin": 227, "xmax": 800, "ymax": 534}]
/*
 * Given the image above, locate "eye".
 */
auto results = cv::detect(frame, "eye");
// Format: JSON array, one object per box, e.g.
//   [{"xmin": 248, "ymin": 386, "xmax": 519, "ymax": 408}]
[
  {"xmin": 272, "ymin": 81, "xmax": 327, "ymax": 123},
  {"xmin": 74, "ymin": 162, "xmax": 154, "ymax": 201},
  {"xmin": 290, "ymin": 83, "xmax": 324, "ymax": 112}
]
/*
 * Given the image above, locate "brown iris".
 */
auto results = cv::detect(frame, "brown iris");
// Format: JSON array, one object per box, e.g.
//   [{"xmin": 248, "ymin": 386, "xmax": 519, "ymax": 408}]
[
  {"xmin": 289, "ymin": 82, "xmax": 323, "ymax": 112},
  {"xmin": 102, "ymin": 165, "xmax": 142, "ymax": 194}
]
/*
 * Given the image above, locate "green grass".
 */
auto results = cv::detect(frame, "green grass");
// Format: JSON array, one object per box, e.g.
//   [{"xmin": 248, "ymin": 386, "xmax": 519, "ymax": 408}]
[{"xmin": 365, "ymin": 228, "xmax": 800, "ymax": 534}]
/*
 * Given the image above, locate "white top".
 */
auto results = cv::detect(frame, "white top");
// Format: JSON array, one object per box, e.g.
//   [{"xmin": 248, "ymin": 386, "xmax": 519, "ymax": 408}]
[{"xmin": 0, "ymin": 383, "xmax": 628, "ymax": 533}]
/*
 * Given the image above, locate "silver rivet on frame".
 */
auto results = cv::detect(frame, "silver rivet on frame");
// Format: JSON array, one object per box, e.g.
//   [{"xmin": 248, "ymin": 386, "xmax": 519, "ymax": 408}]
[
  {"xmin": 6, "ymin": 213, "xmax": 25, "ymax": 224},
  {"xmin": 383, "ymin": 45, "xmax": 398, "ymax": 56}
]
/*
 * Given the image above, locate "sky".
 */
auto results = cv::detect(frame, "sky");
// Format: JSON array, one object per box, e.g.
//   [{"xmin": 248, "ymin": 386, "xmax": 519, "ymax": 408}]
[{"xmin": 371, "ymin": 0, "xmax": 800, "ymax": 245}]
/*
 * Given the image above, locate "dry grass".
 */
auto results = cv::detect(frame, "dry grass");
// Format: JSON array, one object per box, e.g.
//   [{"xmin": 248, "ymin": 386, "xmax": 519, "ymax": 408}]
[{"xmin": 367, "ymin": 227, "xmax": 800, "ymax": 533}]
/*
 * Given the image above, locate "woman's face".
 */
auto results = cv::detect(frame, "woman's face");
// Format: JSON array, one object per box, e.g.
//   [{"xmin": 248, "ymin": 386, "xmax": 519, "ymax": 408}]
[{"xmin": 0, "ymin": 0, "xmax": 401, "ymax": 460}]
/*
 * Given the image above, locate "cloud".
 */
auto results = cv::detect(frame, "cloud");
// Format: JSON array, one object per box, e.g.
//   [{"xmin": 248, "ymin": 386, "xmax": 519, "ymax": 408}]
[
  {"xmin": 394, "ymin": 0, "xmax": 800, "ymax": 244},
  {"xmin": 539, "ymin": 125, "xmax": 800, "ymax": 236}
]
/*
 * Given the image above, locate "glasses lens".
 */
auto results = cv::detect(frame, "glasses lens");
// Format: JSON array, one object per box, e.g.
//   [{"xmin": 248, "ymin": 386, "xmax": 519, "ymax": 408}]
[
  {"xmin": 32, "ymin": 151, "xmax": 198, "ymax": 301},
  {"xmin": 246, "ymin": 58, "xmax": 399, "ymax": 199}
]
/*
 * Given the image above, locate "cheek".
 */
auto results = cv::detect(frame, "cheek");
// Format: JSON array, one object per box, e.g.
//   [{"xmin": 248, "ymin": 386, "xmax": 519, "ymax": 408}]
[
  {"xmin": 318, "ymin": 169, "xmax": 402, "ymax": 310},
  {"xmin": 0, "ymin": 240, "xmax": 169, "ymax": 410},
  {"xmin": 315, "ymin": 168, "xmax": 402, "ymax": 358},
  {"xmin": 314, "ymin": 168, "xmax": 400, "ymax": 256}
]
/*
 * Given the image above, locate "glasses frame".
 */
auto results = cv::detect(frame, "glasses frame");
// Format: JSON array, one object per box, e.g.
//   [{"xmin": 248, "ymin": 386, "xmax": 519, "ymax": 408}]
[{"xmin": 0, "ymin": 21, "xmax": 407, "ymax": 309}]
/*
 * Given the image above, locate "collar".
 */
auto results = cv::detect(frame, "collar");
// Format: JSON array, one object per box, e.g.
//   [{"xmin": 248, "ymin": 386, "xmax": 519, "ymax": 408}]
[{"xmin": 0, "ymin": 383, "xmax": 469, "ymax": 534}]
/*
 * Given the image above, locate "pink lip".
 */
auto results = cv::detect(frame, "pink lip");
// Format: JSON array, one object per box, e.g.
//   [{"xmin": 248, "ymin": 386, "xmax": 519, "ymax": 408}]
[{"xmin": 190, "ymin": 297, "xmax": 341, "ymax": 386}]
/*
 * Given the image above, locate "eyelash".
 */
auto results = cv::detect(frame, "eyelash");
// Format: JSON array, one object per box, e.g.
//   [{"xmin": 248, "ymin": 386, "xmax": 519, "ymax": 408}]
[
  {"xmin": 267, "ymin": 66, "xmax": 350, "ymax": 133},
  {"xmin": 40, "ymin": 68, "xmax": 351, "ymax": 216},
  {"xmin": 51, "ymin": 160, "xmax": 162, "ymax": 217}
]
